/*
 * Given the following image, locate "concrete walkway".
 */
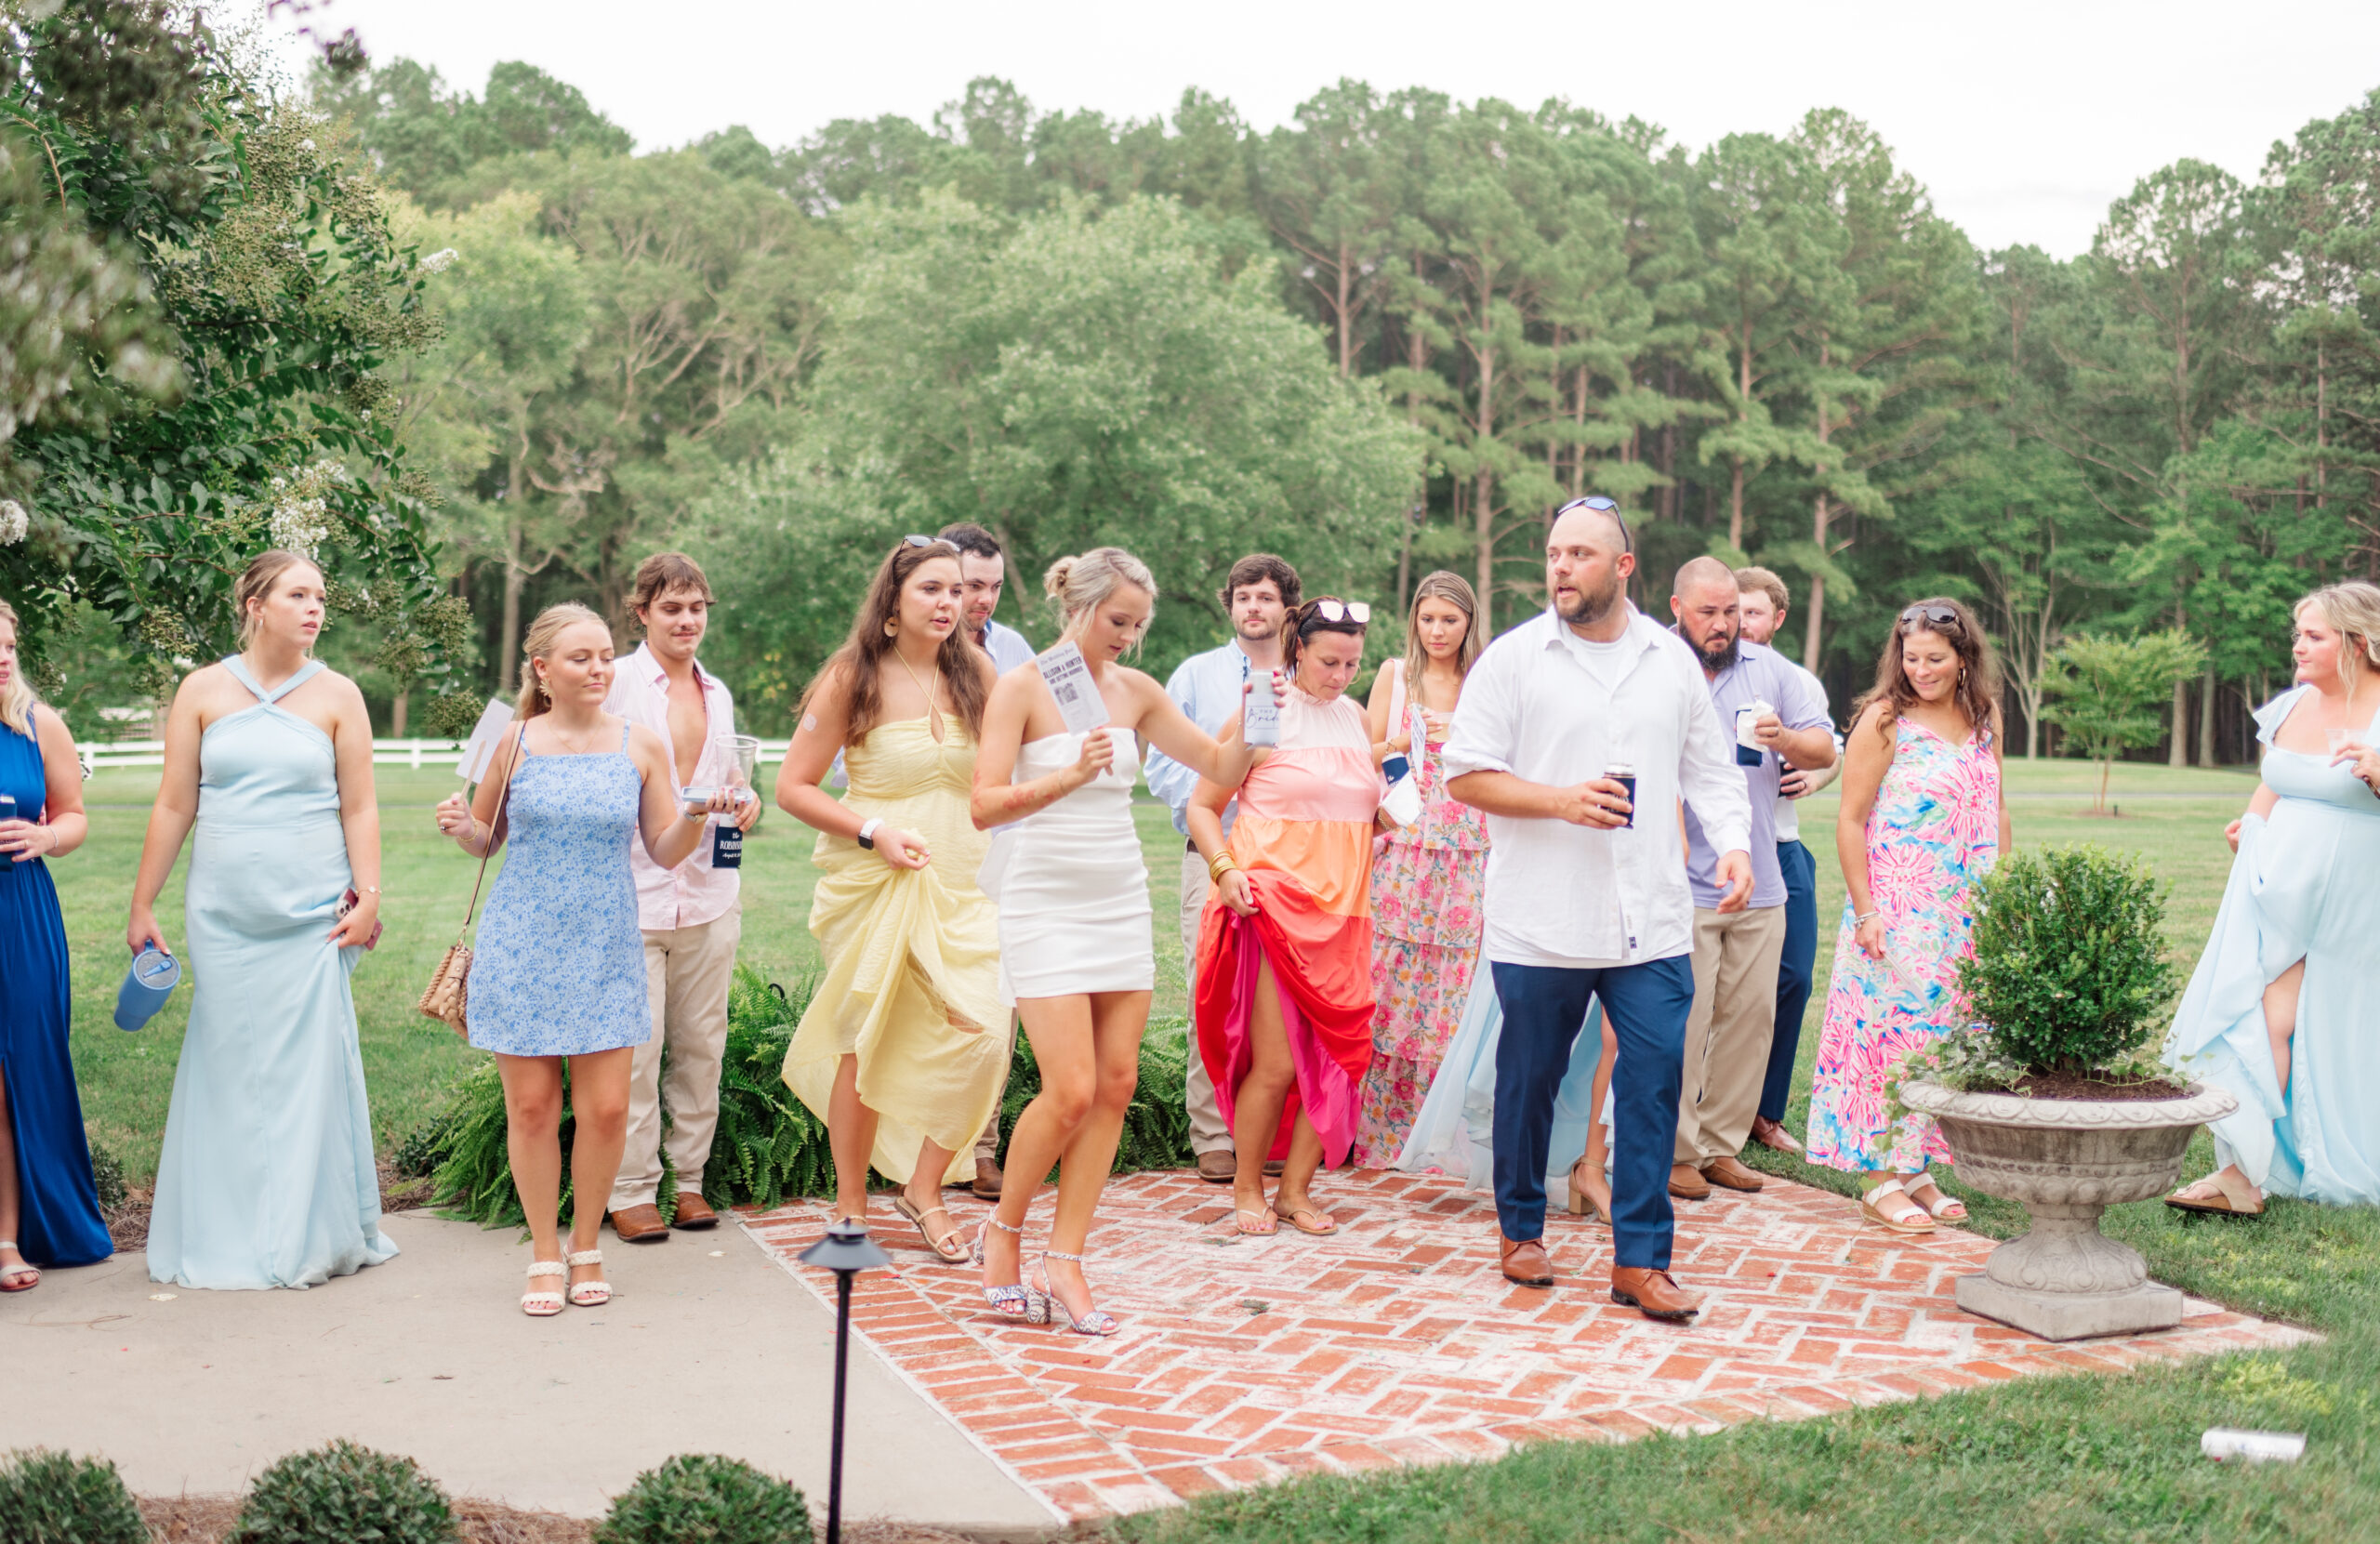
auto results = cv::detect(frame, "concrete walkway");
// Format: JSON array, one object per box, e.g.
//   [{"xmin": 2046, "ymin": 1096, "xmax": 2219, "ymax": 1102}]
[{"xmin": 1, "ymin": 1211, "xmax": 1056, "ymax": 1536}]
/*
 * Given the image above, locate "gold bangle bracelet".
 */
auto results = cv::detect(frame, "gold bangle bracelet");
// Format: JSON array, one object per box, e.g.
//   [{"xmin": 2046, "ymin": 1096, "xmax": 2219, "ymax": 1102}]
[{"xmin": 1209, "ymin": 852, "xmax": 1238, "ymax": 883}]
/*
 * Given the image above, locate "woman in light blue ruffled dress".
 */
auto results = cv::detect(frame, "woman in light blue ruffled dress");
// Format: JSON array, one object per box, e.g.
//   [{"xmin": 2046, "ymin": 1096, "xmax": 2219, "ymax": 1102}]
[
  {"xmin": 1396, "ymin": 981, "xmax": 1610, "ymax": 1219},
  {"xmin": 435, "ymin": 602, "xmax": 726, "ymax": 1314},
  {"xmin": 130, "ymin": 552, "xmax": 396, "ymax": 1290},
  {"xmin": 2166, "ymin": 582, "xmax": 2380, "ymax": 1214}
]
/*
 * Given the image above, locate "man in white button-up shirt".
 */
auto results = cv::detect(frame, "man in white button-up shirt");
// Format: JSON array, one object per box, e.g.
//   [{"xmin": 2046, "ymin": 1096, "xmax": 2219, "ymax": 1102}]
[
  {"xmin": 1443, "ymin": 500, "xmax": 1752, "ymax": 1319},
  {"xmin": 601, "ymin": 554, "xmax": 760, "ymax": 1244}
]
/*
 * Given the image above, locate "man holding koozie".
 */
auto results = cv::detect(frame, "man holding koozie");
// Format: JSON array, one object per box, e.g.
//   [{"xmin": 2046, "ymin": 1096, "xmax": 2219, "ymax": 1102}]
[
  {"xmin": 1664, "ymin": 558, "xmax": 1836, "ymax": 1202},
  {"xmin": 602, "ymin": 553, "xmax": 762, "ymax": 1244}
]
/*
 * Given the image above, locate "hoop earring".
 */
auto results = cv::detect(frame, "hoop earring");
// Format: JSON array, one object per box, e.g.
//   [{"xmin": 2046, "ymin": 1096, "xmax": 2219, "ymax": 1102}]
[{"xmin": 883, "ymin": 619, "xmax": 898, "ymax": 638}]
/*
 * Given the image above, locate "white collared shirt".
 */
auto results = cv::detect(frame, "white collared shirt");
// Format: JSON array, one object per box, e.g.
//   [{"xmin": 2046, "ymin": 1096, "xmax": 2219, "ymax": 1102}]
[
  {"xmin": 603, "ymin": 641, "xmax": 740, "ymax": 931},
  {"xmin": 1144, "ymin": 636, "xmax": 1263, "ymax": 837},
  {"xmin": 1441, "ymin": 604, "xmax": 1753, "ymax": 969},
  {"xmin": 980, "ymin": 617, "xmax": 1037, "ymax": 674}
]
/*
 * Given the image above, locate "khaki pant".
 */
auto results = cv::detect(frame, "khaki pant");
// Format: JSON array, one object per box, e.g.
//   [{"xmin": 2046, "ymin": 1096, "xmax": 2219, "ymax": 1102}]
[
  {"xmin": 1673, "ymin": 904, "xmax": 1788, "ymax": 1167},
  {"xmin": 609, "ymin": 903, "xmax": 743, "ymax": 1212},
  {"xmin": 973, "ymin": 1017, "xmax": 1019, "ymax": 1169},
  {"xmin": 1180, "ymin": 846, "xmax": 1232, "ymax": 1156}
]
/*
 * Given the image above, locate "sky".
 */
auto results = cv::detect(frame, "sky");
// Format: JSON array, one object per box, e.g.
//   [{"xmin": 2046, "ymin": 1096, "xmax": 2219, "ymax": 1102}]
[{"xmin": 265, "ymin": 0, "xmax": 2380, "ymax": 258}]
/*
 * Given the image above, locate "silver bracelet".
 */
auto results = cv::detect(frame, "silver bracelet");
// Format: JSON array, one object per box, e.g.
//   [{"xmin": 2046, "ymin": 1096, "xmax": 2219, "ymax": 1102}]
[{"xmin": 1853, "ymin": 909, "xmax": 1882, "ymax": 926}]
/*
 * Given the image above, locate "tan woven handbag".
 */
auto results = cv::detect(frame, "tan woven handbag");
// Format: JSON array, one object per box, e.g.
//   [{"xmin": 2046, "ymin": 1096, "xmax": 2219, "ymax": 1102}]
[{"xmin": 417, "ymin": 727, "xmax": 522, "ymax": 1035}]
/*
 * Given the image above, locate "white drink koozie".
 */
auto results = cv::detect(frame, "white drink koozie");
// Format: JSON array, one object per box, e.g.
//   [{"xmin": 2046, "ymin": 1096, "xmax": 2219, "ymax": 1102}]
[
  {"xmin": 1242, "ymin": 659, "xmax": 1280, "ymax": 746},
  {"xmin": 1038, "ymin": 640, "xmax": 1112, "ymax": 736}
]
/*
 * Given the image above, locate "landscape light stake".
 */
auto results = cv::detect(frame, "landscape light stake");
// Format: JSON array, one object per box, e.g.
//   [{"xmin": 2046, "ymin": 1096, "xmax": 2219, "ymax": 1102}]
[{"xmin": 799, "ymin": 1218, "xmax": 891, "ymax": 1544}]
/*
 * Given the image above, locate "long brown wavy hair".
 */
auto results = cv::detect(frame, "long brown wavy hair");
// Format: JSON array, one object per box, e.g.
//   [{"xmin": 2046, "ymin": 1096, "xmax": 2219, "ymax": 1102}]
[
  {"xmin": 807, "ymin": 538, "xmax": 992, "ymax": 746},
  {"xmin": 1400, "ymin": 570, "xmax": 1482, "ymax": 689},
  {"xmin": 1853, "ymin": 596, "xmax": 2002, "ymax": 742}
]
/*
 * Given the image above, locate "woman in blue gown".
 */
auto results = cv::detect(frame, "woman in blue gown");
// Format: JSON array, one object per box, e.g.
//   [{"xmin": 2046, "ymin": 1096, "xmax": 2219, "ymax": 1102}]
[
  {"xmin": 2167, "ymin": 582, "xmax": 2380, "ymax": 1214},
  {"xmin": 0, "ymin": 600, "xmax": 112, "ymax": 1288},
  {"xmin": 128, "ymin": 551, "xmax": 396, "ymax": 1289}
]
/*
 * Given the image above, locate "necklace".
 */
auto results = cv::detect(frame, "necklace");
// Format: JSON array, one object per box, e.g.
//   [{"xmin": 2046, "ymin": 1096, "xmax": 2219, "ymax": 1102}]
[
  {"xmin": 547, "ymin": 716, "xmax": 606, "ymax": 756},
  {"xmin": 894, "ymin": 647, "xmax": 945, "ymax": 743}
]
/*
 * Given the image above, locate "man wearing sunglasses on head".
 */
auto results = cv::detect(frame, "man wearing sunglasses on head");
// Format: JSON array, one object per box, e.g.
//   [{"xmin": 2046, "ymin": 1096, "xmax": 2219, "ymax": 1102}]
[{"xmin": 1441, "ymin": 497, "xmax": 1754, "ymax": 1320}]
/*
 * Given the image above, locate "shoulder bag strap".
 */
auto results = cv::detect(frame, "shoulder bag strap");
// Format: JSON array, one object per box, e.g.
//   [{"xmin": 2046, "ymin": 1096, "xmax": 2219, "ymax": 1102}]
[
  {"xmin": 456, "ymin": 724, "xmax": 524, "ymax": 942},
  {"xmin": 1387, "ymin": 657, "xmax": 1407, "ymax": 742}
]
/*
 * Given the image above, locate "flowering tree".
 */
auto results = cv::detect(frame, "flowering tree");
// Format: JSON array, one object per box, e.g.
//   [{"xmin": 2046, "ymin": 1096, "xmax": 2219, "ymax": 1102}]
[{"xmin": 0, "ymin": 1, "xmax": 469, "ymax": 723}]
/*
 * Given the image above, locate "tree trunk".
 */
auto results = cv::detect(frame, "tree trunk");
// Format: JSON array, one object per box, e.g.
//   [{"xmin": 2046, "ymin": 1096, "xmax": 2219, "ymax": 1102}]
[
  {"xmin": 2197, "ymin": 663, "xmax": 2216, "ymax": 767},
  {"xmin": 391, "ymin": 688, "xmax": 408, "ymax": 737},
  {"xmin": 500, "ymin": 505, "xmax": 526, "ymax": 694},
  {"xmin": 1728, "ymin": 459, "xmax": 1745, "ymax": 550},
  {"xmin": 1474, "ymin": 343, "xmax": 1496, "ymax": 627},
  {"xmin": 2168, "ymin": 678, "xmax": 2188, "ymax": 769},
  {"xmin": 1337, "ymin": 241, "xmax": 1355, "ymax": 378}
]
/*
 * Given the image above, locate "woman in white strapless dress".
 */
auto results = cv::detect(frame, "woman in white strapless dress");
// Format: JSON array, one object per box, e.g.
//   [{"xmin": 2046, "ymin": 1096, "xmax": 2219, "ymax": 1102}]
[{"xmin": 969, "ymin": 548, "xmax": 1275, "ymax": 1336}]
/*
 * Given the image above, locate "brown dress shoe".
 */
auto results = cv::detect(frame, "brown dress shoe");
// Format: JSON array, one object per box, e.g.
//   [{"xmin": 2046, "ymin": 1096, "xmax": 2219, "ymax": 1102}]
[
  {"xmin": 1668, "ymin": 1162, "xmax": 1712, "ymax": 1201},
  {"xmin": 972, "ymin": 1155, "xmax": 1004, "ymax": 1200},
  {"xmin": 1750, "ymin": 1116, "xmax": 1804, "ymax": 1155},
  {"xmin": 1610, "ymin": 1266, "xmax": 1700, "ymax": 1321},
  {"xmin": 1700, "ymin": 1156, "xmax": 1765, "ymax": 1193},
  {"xmin": 608, "ymin": 1204, "xmax": 669, "ymax": 1244},
  {"xmin": 672, "ymin": 1194, "xmax": 719, "ymax": 1230},
  {"xmin": 1196, "ymin": 1150, "xmax": 1236, "ymax": 1183},
  {"xmin": 1499, "ymin": 1232, "xmax": 1555, "ymax": 1287},
  {"xmin": 1263, "ymin": 1159, "xmax": 1286, "ymax": 1177}
]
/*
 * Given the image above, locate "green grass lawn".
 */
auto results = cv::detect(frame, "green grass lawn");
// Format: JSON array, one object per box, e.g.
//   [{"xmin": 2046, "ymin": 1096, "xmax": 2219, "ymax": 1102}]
[{"xmin": 60, "ymin": 756, "xmax": 2380, "ymax": 1540}]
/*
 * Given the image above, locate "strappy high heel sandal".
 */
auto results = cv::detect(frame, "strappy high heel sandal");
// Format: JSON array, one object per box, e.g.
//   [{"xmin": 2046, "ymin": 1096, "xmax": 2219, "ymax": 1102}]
[
  {"xmin": 0, "ymin": 1245, "xmax": 40, "ymax": 1294},
  {"xmin": 566, "ymin": 1247, "xmax": 612, "ymax": 1307},
  {"xmin": 522, "ymin": 1259, "xmax": 566, "ymax": 1316},
  {"xmin": 1034, "ymin": 1251, "xmax": 1118, "ymax": 1338},
  {"xmin": 973, "ymin": 1216, "xmax": 1041, "ymax": 1322}
]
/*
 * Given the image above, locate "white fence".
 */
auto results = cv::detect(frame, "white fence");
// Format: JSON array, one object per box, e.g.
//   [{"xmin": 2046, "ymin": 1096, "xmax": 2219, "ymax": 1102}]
[{"xmin": 83, "ymin": 737, "xmax": 798, "ymax": 772}]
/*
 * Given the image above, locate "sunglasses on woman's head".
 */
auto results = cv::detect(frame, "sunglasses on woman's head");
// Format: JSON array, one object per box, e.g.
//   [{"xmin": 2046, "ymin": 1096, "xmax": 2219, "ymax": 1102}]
[
  {"xmin": 902, "ymin": 534, "xmax": 959, "ymax": 554},
  {"xmin": 1554, "ymin": 495, "xmax": 1633, "ymax": 554},
  {"xmin": 1900, "ymin": 603, "xmax": 1961, "ymax": 630},
  {"xmin": 1304, "ymin": 598, "xmax": 1371, "ymax": 625}
]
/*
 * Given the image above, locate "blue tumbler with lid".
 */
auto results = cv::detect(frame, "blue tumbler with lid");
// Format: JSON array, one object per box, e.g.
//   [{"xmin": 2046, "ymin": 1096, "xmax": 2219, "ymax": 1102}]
[{"xmin": 115, "ymin": 946, "xmax": 182, "ymax": 1032}]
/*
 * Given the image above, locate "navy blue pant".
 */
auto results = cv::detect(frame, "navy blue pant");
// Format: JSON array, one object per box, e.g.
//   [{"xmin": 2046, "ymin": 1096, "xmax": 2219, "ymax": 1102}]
[
  {"xmin": 1760, "ymin": 838, "xmax": 1819, "ymax": 1124},
  {"xmin": 1491, "ymin": 957, "xmax": 1695, "ymax": 1271}
]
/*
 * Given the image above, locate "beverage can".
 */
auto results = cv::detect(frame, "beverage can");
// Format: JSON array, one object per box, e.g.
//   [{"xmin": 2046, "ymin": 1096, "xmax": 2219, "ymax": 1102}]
[
  {"xmin": 1242, "ymin": 660, "xmax": 1280, "ymax": 747},
  {"xmin": 1605, "ymin": 762, "xmax": 1635, "ymax": 829},
  {"xmin": 1734, "ymin": 702, "xmax": 1770, "ymax": 767},
  {"xmin": 2201, "ymin": 1429, "xmax": 2306, "ymax": 1464}
]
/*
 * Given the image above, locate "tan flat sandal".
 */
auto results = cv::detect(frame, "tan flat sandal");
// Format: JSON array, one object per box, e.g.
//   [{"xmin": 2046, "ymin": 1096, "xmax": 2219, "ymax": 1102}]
[
  {"xmin": 2165, "ymin": 1169, "xmax": 2265, "ymax": 1218},
  {"xmin": 1858, "ymin": 1178, "xmax": 1936, "ymax": 1234}
]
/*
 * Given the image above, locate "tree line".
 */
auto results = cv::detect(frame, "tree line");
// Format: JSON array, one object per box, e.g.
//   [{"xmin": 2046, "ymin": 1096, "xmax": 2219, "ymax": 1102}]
[{"xmin": 9, "ymin": 12, "xmax": 2376, "ymax": 759}]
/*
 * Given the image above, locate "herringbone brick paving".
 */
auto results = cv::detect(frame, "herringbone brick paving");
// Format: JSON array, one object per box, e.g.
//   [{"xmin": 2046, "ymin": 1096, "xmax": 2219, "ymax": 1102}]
[{"xmin": 742, "ymin": 1168, "xmax": 2311, "ymax": 1521}]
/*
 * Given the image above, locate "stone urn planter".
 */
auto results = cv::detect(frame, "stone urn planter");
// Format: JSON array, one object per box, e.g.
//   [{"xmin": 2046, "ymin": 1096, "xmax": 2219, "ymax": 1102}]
[{"xmin": 1901, "ymin": 1079, "xmax": 2237, "ymax": 1341}]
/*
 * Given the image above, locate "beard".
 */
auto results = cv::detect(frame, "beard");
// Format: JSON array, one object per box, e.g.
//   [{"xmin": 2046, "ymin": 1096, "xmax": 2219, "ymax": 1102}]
[
  {"xmin": 1692, "ymin": 628, "xmax": 1740, "ymax": 673},
  {"xmin": 1554, "ymin": 566, "xmax": 1625, "ymax": 628}
]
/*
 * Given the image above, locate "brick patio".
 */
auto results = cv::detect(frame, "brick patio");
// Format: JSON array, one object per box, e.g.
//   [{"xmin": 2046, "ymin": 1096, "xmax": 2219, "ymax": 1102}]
[{"xmin": 741, "ymin": 1168, "xmax": 2312, "ymax": 1524}]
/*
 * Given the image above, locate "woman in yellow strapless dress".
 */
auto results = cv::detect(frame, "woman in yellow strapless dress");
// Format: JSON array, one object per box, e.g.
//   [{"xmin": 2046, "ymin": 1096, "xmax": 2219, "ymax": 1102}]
[{"xmin": 775, "ymin": 537, "xmax": 1005, "ymax": 1260}]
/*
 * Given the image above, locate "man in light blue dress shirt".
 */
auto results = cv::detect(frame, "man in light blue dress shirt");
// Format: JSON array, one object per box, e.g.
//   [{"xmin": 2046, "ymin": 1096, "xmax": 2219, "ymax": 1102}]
[
  {"xmin": 1667, "ymin": 558, "xmax": 1836, "ymax": 1202},
  {"xmin": 1144, "ymin": 554, "xmax": 1299, "ymax": 1183}
]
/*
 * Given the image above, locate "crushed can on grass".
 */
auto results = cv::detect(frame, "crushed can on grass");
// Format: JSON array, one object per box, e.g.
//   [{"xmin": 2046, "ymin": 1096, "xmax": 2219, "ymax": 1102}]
[{"xmin": 2201, "ymin": 1429, "xmax": 2306, "ymax": 1463}]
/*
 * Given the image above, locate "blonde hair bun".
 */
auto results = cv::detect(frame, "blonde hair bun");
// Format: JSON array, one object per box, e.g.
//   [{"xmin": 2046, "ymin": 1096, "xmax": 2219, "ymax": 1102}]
[{"xmin": 1043, "ymin": 555, "xmax": 1078, "ymax": 601}]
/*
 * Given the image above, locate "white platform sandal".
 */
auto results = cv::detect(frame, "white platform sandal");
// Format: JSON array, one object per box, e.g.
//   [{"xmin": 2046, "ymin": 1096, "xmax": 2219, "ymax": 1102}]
[
  {"xmin": 566, "ymin": 1248, "xmax": 611, "ymax": 1307},
  {"xmin": 522, "ymin": 1259, "xmax": 566, "ymax": 1316},
  {"xmin": 0, "ymin": 1244, "xmax": 39, "ymax": 1293}
]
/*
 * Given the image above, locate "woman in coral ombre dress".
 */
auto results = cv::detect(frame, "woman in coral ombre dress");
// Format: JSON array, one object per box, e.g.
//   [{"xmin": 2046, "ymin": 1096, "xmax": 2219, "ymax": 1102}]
[{"xmin": 1190, "ymin": 599, "xmax": 1387, "ymax": 1239}]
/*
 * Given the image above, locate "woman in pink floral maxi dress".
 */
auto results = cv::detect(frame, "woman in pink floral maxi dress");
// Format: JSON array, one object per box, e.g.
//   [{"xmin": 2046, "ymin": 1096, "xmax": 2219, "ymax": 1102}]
[
  {"xmin": 1352, "ymin": 574, "xmax": 1488, "ymax": 1168},
  {"xmin": 1806, "ymin": 599, "xmax": 2010, "ymax": 1233}
]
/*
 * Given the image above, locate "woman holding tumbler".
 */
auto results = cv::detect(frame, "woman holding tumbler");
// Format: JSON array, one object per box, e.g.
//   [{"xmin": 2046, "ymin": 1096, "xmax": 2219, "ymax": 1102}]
[
  {"xmin": 132, "ymin": 551, "xmax": 396, "ymax": 1290},
  {"xmin": 0, "ymin": 600, "xmax": 111, "ymax": 1289},
  {"xmin": 434, "ymin": 602, "xmax": 729, "ymax": 1314}
]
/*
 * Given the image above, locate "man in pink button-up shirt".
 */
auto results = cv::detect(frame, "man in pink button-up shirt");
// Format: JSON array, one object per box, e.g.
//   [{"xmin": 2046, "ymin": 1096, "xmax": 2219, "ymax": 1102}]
[{"xmin": 602, "ymin": 553, "xmax": 761, "ymax": 1244}]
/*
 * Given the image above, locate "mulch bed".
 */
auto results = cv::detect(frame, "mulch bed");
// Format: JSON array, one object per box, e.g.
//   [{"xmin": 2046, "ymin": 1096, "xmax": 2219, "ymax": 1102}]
[
  {"xmin": 2011, "ymin": 1070, "xmax": 2190, "ymax": 1102},
  {"xmin": 100, "ymin": 1163, "xmax": 439, "ymax": 1256}
]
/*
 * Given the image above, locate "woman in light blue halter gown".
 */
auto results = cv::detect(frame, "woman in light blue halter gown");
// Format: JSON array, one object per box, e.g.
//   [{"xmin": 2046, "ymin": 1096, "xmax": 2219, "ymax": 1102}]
[
  {"xmin": 128, "ymin": 551, "xmax": 396, "ymax": 1289},
  {"xmin": 2166, "ymin": 581, "xmax": 2380, "ymax": 1214}
]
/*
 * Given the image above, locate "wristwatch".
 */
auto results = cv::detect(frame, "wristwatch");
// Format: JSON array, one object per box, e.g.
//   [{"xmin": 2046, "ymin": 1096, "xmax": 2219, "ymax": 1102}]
[{"xmin": 856, "ymin": 817, "xmax": 883, "ymax": 851}]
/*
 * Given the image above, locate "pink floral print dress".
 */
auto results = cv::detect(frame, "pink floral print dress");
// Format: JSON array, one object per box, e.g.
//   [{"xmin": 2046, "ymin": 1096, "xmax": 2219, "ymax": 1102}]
[
  {"xmin": 1352, "ymin": 697, "xmax": 1488, "ymax": 1168},
  {"xmin": 1806, "ymin": 717, "xmax": 2001, "ymax": 1173}
]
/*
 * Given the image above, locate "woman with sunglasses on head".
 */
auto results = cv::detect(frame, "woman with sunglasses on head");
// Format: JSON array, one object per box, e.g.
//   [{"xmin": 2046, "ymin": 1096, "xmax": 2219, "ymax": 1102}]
[
  {"xmin": 1191, "ymin": 598, "xmax": 1390, "ymax": 1237},
  {"xmin": 969, "ymin": 548, "xmax": 1270, "ymax": 1334},
  {"xmin": 775, "ymin": 537, "xmax": 1006, "ymax": 1258},
  {"xmin": 1806, "ymin": 599, "xmax": 2011, "ymax": 1234},
  {"xmin": 1352, "ymin": 572, "xmax": 1489, "ymax": 1168}
]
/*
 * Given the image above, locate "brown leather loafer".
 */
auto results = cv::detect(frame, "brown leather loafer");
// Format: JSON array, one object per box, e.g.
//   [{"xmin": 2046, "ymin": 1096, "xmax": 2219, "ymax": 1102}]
[
  {"xmin": 672, "ymin": 1194, "xmax": 719, "ymax": 1230},
  {"xmin": 1196, "ymin": 1150, "xmax": 1236, "ymax": 1183},
  {"xmin": 1263, "ymin": 1159, "xmax": 1286, "ymax": 1177},
  {"xmin": 1668, "ymin": 1162, "xmax": 1712, "ymax": 1201},
  {"xmin": 608, "ymin": 1204, "xmax": 669, "ymax": 1244},
  {"xmin": 1700, "ymin": 1156, "xmax": 1766, "ymax": 1193},
  {"xmin": 1500, "ymin": 1232, "xmax": 1555, "ymax": 1288},
  {"xmin": 1611, "ymin": 1266, "xmax": 1700, "ymax": 1321},
  {"xmin": 972, "ymin": 1155, "xmax": 1004, "ymax": 1201},
  {"xmin": 1749, "ymin": 1116, "xmax": 1804, "ymax": 1155}
]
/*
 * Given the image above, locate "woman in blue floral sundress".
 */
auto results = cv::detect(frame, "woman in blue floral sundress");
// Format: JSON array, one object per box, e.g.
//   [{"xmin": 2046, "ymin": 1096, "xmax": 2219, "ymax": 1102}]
[
  {"xmin": 1806, "ymin": 599, "xmax": 2010, "ymax": 1235},
  {"xmin": 436, "ymin": 603, "xmax": 732, "ymax": 1315}
]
